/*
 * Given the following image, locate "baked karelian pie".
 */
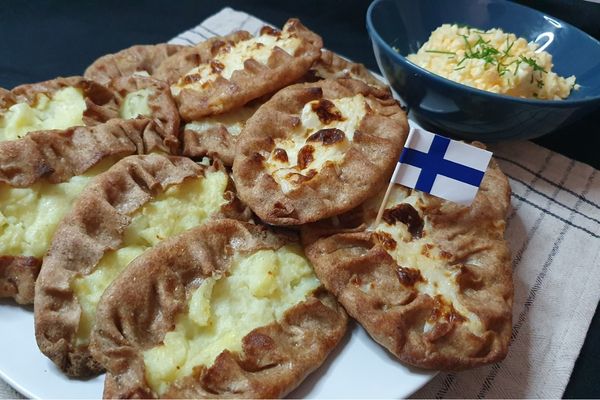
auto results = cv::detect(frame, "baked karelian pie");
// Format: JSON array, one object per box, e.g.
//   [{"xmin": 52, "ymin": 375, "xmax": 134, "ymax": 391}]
[
  {"xmin": 233, "ymin": 78, "xmax": 408, "ymax": 225},
  {"xmin": 170, "ymin": 19, "xmax": 323, "ymax": 121},
  {"xmin": 301, "ymin": 156, "xmax": 513, "ymax": 369},
  {"xmin": 0, "ymin": 76, "xmax": 179, "ymax": 304},
  {"xmin": 34, "ymin": 154, "xmax": 249, "ymax": 376},
  {"xmin": 90, "ymin": 219, "xmax": 347, "ymax": 398},
  {"xmin": 84, "ymin": 43, "xmax": 185, "ymax": 84}
]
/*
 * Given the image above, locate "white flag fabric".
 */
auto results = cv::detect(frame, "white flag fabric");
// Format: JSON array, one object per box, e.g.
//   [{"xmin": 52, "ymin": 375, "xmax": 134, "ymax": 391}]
[{"xmin": 393, "ymin": 128, "xmax": 492, "ymax": 205}]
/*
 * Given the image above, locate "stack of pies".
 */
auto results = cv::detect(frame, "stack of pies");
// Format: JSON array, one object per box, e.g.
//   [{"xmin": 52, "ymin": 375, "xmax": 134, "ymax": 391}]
[{"xmin": 0, "ymin": 18, "xmax": 513, "ymax": 398}]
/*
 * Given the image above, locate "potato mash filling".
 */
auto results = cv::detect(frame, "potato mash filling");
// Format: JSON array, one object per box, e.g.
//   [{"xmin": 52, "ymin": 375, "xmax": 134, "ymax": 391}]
[
  {"xmin": 0, "ymin": 160, "xmax": 113, "ymax": 258},
  {"xmin": 0, "ymin": 87, "xmax": 86, "ymax": 141},
  {"xmin": 120, "ymin": 88, "xmax": 153, "ymax": 120},
  {"xmin": 71, "ymin": 170, "xmax": 229, "ymax": 344},
  {"xmin": 265, "ymin": 94, "xmax": 367, "ymax": 193},
  {"xmin": 185, "ymin": 103, "xmax": 259, "ymax": 136},
  {"xmin": 142, "ymin": 244, "xmax": 321, "ymax": 395},
  {"xmin": 369, "ymin": 187, "xmax": 484, "ymax": 336},
  {"xmin": 172, "ymin": 31, "xmax": 301, "ymax": 95},
  {"xmin": 406, "ymin": 24, "xmax": 578, "ymax": 100}
]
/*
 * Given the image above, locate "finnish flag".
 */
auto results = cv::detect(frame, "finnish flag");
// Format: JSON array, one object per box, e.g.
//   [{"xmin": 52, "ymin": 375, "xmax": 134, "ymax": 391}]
[{"xmin": 392, "ymin": 128, "xmax": 492, "ymax": 205}]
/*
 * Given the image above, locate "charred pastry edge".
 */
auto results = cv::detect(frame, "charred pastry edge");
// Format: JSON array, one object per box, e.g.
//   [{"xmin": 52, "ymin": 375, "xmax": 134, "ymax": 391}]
[
  {"xmin": 301, "ymin": 159, "xmax": 514, "ymax": 370},
  {"xmin": 33, "ymin": 154, "xmax": 248, "ymax": 377},
  {"xmin": 175, "ymin": 18, "xmax": 323, "ymax": 121},
  {"xmin": 84, "ymin": 43, "xmax": 186, "ymax": 85},
  {"xmin": 232, "ymin": 78, "xmax": 409, "ymax": 226},
  {"xmin": 89, "ymin": 219, "xmax": 347, "ymax": 399},
  {"xmin": 109, "ymin": 75, "xmax": 181, "ymax": 154}
]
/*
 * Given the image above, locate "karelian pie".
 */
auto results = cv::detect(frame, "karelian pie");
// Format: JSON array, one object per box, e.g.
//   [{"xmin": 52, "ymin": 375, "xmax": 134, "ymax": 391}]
[
  {"xmin": 0, "ymin": 76, "xmax": 179, "ymax": 304},
  {"xmin": 84, "ymin": 43, "xmax": 185, "ymax": 84},
  {"xmin": 301, "ymin": 157, "xmax": 513, "ymax": 369},
  {"xmin": 34, "ymin": 154, "xmax": 249, "ymax": 377},
  {"xmin": 90, "ymin": 219, "xmax": 347, "ymax": 398},
  {"xmin": 233, "ymin": 78, "xmax": 408, "ymax": 225},
  {"xmin": 169, "ymin": 19, "xmax": 323, "ymax": 121}
]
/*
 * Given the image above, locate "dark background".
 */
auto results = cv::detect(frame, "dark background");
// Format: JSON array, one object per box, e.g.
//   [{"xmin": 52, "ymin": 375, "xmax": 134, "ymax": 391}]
[{"xmin": 1, "ymin": 0, "xmax": 598, "ymax": 397}]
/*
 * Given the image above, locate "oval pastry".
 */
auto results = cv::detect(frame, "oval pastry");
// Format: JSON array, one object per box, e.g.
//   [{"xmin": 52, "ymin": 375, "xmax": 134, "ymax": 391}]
[
  {"xmin": 233, "ymin": 78, "xmax": 408, "ymax": 225},
  {"xmin": 301, "ymin": 157, "xmax": 513, "ymax": 369},
  {"xmin": 90, "ymin": 219, "xmax": 347, "ymax": 399},
  {"xmin": 84, "ymin": 43, "xmax": 185, "ymax": 85},
  {"xmin": 34, "ymin": 154, "xmax": 248, "ymax": 376},
  {"xmin": 170, "ymin": 19, "xmax": 323, "ymax": 121}
]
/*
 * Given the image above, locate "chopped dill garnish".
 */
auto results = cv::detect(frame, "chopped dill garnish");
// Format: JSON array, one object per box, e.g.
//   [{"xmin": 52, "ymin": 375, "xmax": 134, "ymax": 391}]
[{"xmin": 425, "ymin": 50, "xmax": 456, "ymax": 55}]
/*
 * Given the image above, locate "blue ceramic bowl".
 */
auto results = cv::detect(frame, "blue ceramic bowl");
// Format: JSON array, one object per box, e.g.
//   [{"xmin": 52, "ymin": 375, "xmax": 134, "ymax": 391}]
[{"xmin": 366, "ymin": 0, "xmax": 600, "ymax": 141}]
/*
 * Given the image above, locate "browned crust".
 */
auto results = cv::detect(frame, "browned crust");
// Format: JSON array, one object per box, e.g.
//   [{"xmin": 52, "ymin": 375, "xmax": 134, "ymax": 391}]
[
  {"xmin": 89, "ymin": 219, "xmax": 348, "ymax": 398},
  {"xmin": 0, "ymin": 256, "xmax": 41, "ymax": 305},
  {"xmin": 108, "ymin": 75, "xmax": 180, "ymax": 154},
  {"xmin": 308, "ymin": 50, "xmax": 387, "ymax": 89},
  {"xmin": 33, "ymin": 154, "xmax": 249, "ymax": 377},
  {"xmin": 84, "ymin": 44, "xmax": 185, "ymax": 85},
  {"xmin": 0, "ymin": 118, "xmax": 154, "ymax": 188},
  {"xmin": 181, "ymin": 99, "xmax": 263, "ymax": 166},
  {"xmin": 233, "ymin": 78, "xmax": 409, "ymax": 225},
  {"xmin": 302, "ymin": 159, "xmax": 514, "ymax": 370},
  {"xmin": 175, "ymin": 19, "xmax": 323, "ymax": 121},
  {"xmin": 153, "ymin": 36, "xmax": 239, "ymax": 85}
]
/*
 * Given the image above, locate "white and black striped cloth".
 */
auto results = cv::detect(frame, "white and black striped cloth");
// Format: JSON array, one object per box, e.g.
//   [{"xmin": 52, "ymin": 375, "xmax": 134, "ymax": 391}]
[
  {"xmin": 2, "ymin": 8, "xmax": 598, "ymax": 400},
  {"xmin": 170, "ymin": 9, "xmax": 600, "ymax": 398}
]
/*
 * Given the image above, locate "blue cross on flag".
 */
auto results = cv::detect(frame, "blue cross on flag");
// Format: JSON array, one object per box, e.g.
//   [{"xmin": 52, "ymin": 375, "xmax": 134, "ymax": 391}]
[{"xmin": 392, "ymin": 128, "xmax": 492, "ymax": 205}]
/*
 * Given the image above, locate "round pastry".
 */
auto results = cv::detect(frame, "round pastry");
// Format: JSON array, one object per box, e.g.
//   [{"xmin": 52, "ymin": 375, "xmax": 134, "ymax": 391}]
[
  {"xmin": 84, "ymin": 43, "xmax": 185, "ymax": 85},
  {"xmin": 34, "ymin": 154, "xmax": 249, "ymax": 376},
  {"xmin": 233, "ymin": 78, "xmax": 408, "ymax": 225},
  {"xmin": 301, "ymin": 157, "xmax": 513, "ymax": 369},
  {"xmin": 170, "ymin": 19, "xmax": 323, "ymax": 121},
  {"xmin": 90, "ymin": 219, "xmax": 348, "ymax": 398}
]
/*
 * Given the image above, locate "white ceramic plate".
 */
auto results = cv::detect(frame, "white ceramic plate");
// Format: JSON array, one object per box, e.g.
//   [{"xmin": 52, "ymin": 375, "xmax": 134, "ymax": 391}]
[{"xmin": 0, "ymin": 299, "xmax": 435, "ymax": 399}]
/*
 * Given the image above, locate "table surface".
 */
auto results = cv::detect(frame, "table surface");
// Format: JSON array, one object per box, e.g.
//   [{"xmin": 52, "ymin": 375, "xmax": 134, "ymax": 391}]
[{"xmin": 1, "ymin": 0, "xmax": 598, "ymax": 398}]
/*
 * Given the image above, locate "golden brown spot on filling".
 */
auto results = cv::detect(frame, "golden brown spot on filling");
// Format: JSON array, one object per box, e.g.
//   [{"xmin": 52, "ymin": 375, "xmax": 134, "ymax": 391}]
[
  {"xmin": 382, "ymin": 203, "xmax": 424, "ymax": 238},
  {"xmin": 210, "ymin": 60, "xmax": 225, "ymax": 74},
  {"xmin": 272, "ymin": 148, "xmax": 289, "ymax": 163},
  {"xmin": 311, "ymin": 99, "xmax": 344, "ymax": 124},
  {"xmin": 297, "ymin": 145, "xmax": 315, "ymax": 170},
  {"xmin": 396, "ymin": 266, "xmax": 424, "ymax": 287},
  {"xmin": 428, "ymin": 295, "xmax": 466, "ymax": 331},
  {"xmin": 260, "ymin": 26, "xmax": 281, "ymax": 37},
  {"xmin": 182, "ymin": 74, "xmax": 203, "ymax": 85},
  {"xmin": 374, "ymin": 231, "xmax": 397, "ymax": 251},
  {"xmin": 306, "ymin": 128, "xmax": 346, "ymax": 146}
]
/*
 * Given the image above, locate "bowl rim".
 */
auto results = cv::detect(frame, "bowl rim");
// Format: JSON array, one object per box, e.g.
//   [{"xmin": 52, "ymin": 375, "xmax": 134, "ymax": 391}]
[{"xmin": 366, "ymin": 0, "xmax": 600, "ymax": 107}]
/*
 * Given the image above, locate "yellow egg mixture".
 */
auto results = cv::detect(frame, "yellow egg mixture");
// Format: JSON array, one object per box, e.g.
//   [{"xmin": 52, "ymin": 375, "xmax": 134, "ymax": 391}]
[
  {"xmin": 142, "ymin": 244, "xmax": 321, "ymax": 395},
  {"xmin": 368, "ymin": 187, "xmax": 484, "ymax": 336},
  {"xmin": 406, "ymin": 24, "xmax": 578, "ymax": 99},
  {"xmin": 71, "ymin": 170, "xmax": 229, "ymax": 344},
  {"xmin": 171, "ymin": 31, "xmax": 301, "ymax": 95},
  {"xmin": 0, "ymin": 87, "xmax": 86, "ymax": 142},
  {"xmin": 265, "ymin": 94, "xmax": 367, "ymax": 194}
]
